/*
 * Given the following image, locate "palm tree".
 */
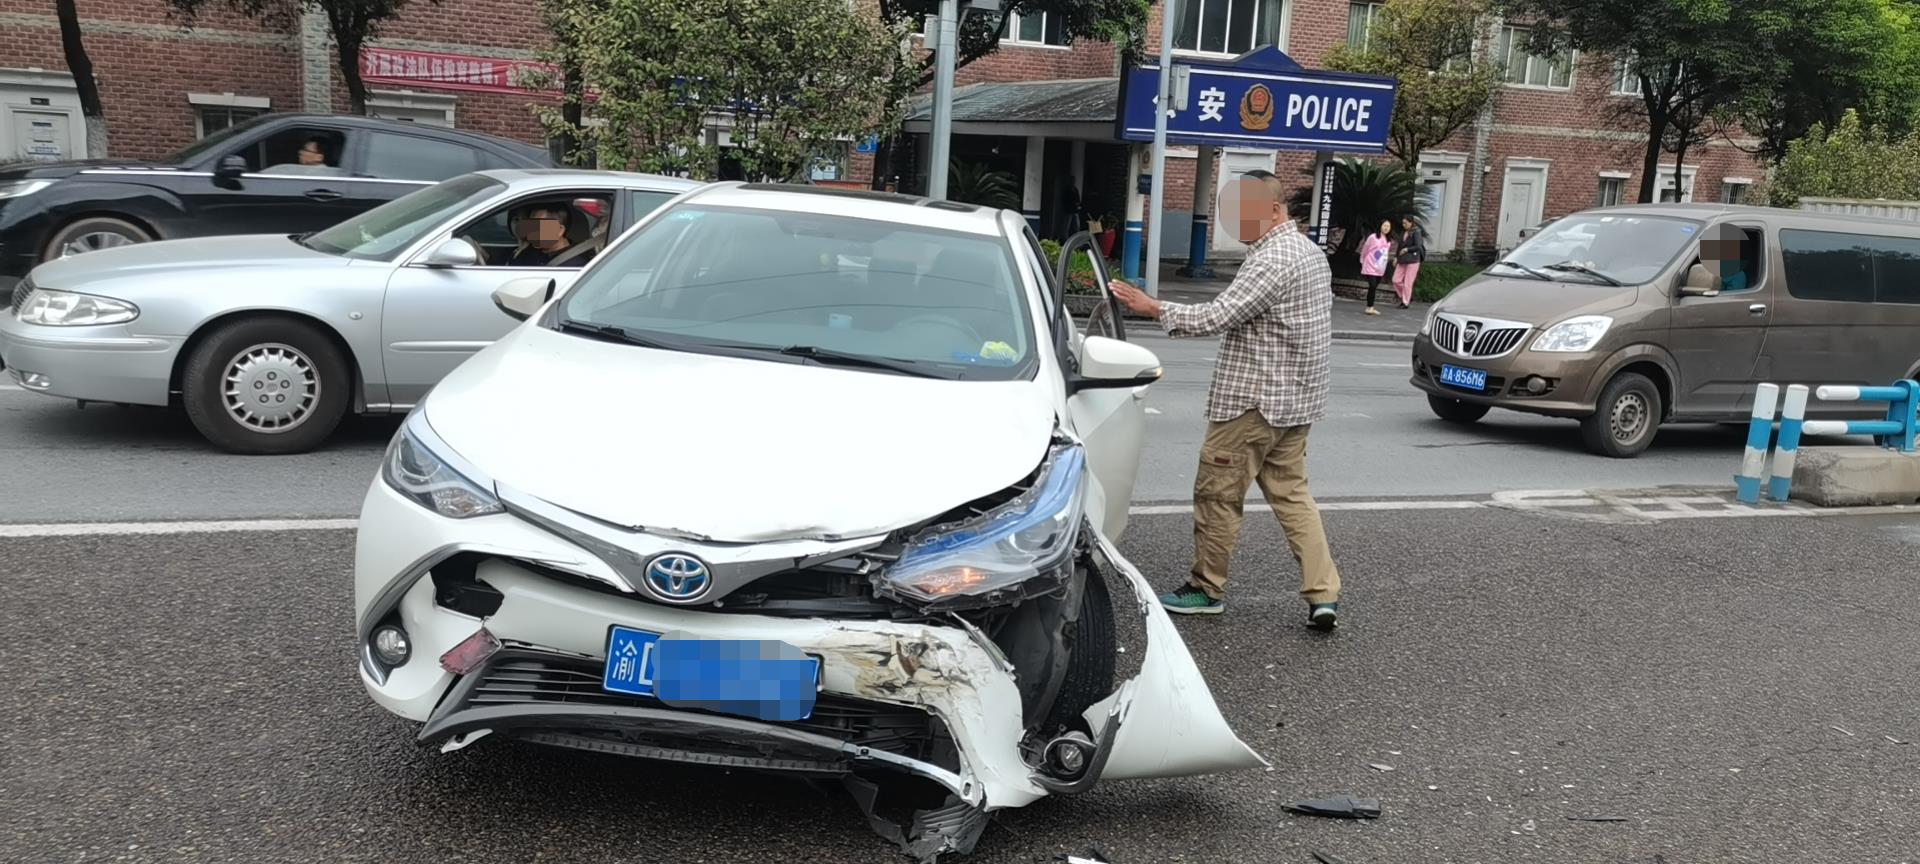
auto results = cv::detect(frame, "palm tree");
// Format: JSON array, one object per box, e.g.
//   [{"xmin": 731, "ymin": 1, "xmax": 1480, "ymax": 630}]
[
  {"xmin": 946, "ymin": 160, "xmax": 1022, "ymax": 210},
  {"xmin": 1289, "ymin": 158, "xmax": 1434, "ymax": 259}
]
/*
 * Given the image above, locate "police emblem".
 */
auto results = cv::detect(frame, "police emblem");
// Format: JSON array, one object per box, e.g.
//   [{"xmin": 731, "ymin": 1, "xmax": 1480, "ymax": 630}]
[{"xmin": 1240, "ymin": 84, "xmax": 1276, "ymax": 132}]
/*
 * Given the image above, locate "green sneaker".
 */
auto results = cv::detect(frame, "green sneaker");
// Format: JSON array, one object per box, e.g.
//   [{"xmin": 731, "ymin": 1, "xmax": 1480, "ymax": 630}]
[
  {"xmin": 1160, "ymin": 585, "xmax": 1224, "ymax": 615},
  {"xmin": 1308, "ymin": 602, "xmax": 1340, "ymax": 631}
]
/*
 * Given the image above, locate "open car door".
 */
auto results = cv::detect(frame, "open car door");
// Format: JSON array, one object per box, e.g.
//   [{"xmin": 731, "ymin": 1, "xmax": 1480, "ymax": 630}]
[{"xmin": 1056, "ymin": 231, "xmax": 1147, "ymax": 542}]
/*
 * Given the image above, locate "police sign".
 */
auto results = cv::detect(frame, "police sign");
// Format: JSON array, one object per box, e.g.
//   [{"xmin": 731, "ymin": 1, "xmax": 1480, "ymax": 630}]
[{"xmin": 1117, "ymin": 46, "xmax": 1397, "ymax": 154}]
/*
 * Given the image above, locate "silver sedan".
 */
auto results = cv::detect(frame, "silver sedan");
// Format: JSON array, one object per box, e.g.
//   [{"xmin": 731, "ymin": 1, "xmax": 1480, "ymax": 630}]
[{"xmin": 0, "ymin": 170, "xmax": 699, "ymax": 454}]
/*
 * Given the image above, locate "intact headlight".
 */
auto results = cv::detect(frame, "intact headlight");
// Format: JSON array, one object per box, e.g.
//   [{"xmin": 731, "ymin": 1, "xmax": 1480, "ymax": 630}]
[
  {"xmin": 878, "ymin": 443, "xmax": 1087, "ymax": 608},
  {"xmin": 381, "ymin": 411, "xmax": 503, "ymax": 519},
  {"xmin": 1530, "ymin": 315, "xmax": 1613, "ymax": 353},
  {"xmin": 0, "ymin": 180, "xmax": 53, "ymax": 200},
  {"xmin": 17, "ymin": 289, "xmax": 139, "ymax": 326}
]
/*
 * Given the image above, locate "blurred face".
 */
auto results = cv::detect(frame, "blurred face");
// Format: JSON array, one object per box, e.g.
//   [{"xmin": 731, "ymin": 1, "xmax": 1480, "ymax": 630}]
[
  {"xmin": 1700, "ymin": 223, "xmax": 1746, "ymax": 276},
  {"xmin": 1379, "ymin": 220, "xmax": 1392, "ymax": 235},
  {"xmin": 1216, "ymin": 176, "xmax": 1283, "ymax": 245},
  {"xmin": 520, "ymin": 209, "xmax": 568, "ymax": 246},
  {"xmin": 298, "ymin": 142, "xmax": 325, "ymax": 165}
]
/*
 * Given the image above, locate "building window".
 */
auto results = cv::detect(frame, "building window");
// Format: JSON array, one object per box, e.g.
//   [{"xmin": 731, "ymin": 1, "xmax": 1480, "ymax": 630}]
[
  {"xmin": 188, "ymin": 93, "xmax": 271, "ymax": 139},
  {"xmin": 1656, "ymin": 168, "xmax": 1696, "ymax": 202},
  {"xmin": 1495, "ymin": 27, "xmax": 1573, "ymax": 89},
  {"xmin": 1611, "ymin": 58, "xmax": 1636, "ymax": 95},
  {"xmin": 1347, "ymin": 2, "xmax": 1381, "ymax": 49},
  {"xmin": 1722, "ymin": 180, "xmax": 1752, "ymax": 204},
  {"xmin": 367, "ymin": 90, "xmax": 456, "ymax": 128},
  {"xmin": 1597, "ymin": 176, "xmax": 1624, "ymax": 207},
  {"xmin": 1175, "ymin": 0, "xmax": 1285, "ymax": 56},
  {"xmin": 810, "ymin": 143, "xmax": 850, "ymax": 182},
  {"xmin": 1006, "ymin": 10, "xmax": 1067, "ymax": 46}
]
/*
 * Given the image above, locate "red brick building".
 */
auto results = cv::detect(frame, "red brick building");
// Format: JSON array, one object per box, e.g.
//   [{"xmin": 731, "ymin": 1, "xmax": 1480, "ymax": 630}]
[{"xmin": 2, "ymin": 0, "xmax": 1765, "ymax": 265}]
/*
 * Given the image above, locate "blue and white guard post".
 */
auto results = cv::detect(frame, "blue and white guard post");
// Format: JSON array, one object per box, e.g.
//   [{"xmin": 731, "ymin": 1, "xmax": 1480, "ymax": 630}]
[
  {"xmin": 1736, "ymin": 382, "xmax": 1779, "ymax": 504},
  {"xmin": 1768, "ymin": 384, "xmax": 1809, "ymax": 502},
  {"xmin": 1804, "ymin": 381, "xmax": 1920, "ymax": 453}
]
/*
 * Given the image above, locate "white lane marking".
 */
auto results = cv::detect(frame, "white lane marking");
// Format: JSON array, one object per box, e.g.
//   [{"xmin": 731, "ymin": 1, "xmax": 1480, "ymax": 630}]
[
  {"xmin": 0, "ymin": 498, "xmax": 1910, "ymax": 538},
  {"xmin": 0, "ymin": 518, "xmax": 358, "ymax": 538},
  {"xmin": 1355, "ymin": 362, "xmax": 1407, "ymax": 368}
]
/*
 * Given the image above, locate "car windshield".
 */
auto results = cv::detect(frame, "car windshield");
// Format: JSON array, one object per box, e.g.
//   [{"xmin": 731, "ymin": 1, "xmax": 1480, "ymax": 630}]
[
  {"xmin": 556, "ymin": 204, "xmax": 1034, "ymax": 381},
  {"xmin": 1496, "ymin": 214, "xmax": 1703, "ymax": 285},
  {"xmin": 301, "ymin": 174, "xmax": 504, "ymax": 261}
]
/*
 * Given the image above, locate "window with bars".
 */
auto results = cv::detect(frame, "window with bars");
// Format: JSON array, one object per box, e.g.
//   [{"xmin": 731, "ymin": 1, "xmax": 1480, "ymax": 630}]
[
  {"xmin": 1495, "ymin": 26, "xmax": 1573, "ymax": 89},
  {"xmin": 1721, "ymin": 181, "xmax": 1751, "ymax": 204},
  {"xmin": 195, "ymin": 106, "xmax": 266, "ymax": 139},
  {"xmin": 1175, "ymin": 0, "xmax": 1285, "ymax": 56},
  {"xmin": 1347, "ymin": 2, "xmax": 1381, "ymax": 49},
  {"xmin": 1005, "ymin": 10, "xmax": 1067, "ymax": 46}
]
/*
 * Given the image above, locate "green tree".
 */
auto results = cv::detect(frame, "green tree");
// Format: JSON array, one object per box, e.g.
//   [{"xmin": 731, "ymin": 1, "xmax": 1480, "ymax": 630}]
[
  {"xmin": 1764, "ymin": 109, "xmax": 1920, "ymax": 206},
  {"xmin": 1287, "ymin": 158, "xmax": 1430, "ymax": 259},
  {"xmin": 1323, "ymin": 0, "xmax": 1500, "ymax": 170},
  {"xmin": 170, "ymin": 0, "xmax": 431, "ymax": 115},
  {"xmin": 1497, "ymin": 0, "xmax": 1770, "ymax": 203},
  {"xmin": 536, "ymin": 0, "xmax": 906, "ymax": 180},
  {"xmin": 945, "ymin": 160, "xmax": 1022, "ymax": 209},
  {"xmin": 1733, "ymin": 0, "xmax": 1920, "ymax": 162}
]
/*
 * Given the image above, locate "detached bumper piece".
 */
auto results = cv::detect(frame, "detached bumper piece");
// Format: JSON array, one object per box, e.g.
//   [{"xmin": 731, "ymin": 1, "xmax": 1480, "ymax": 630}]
[{"xmin": 419, "ymin": 647, "xmax": 959, "ymax": 778}]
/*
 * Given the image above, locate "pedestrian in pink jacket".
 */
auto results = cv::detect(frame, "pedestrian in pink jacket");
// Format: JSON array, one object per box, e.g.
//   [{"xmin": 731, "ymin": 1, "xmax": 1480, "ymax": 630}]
[{"xmin": 1359, "ymin": 219, "xmax": 1392, "ymax": 316}]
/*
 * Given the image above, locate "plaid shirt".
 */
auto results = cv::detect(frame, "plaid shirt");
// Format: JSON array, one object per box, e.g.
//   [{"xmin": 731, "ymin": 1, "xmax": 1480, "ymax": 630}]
[{"xmin": 1159, "ymin": 221, "xmax": 1333, "ymax": 427}]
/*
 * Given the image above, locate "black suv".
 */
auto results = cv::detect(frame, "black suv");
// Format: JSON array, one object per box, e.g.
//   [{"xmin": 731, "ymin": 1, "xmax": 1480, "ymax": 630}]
[{"xmin": 0, "ymin": 113, "xmax": 553, "ymax": 293}]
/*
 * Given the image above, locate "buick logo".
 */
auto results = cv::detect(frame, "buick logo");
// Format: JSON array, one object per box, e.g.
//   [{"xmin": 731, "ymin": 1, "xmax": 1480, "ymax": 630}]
[
  {"xmin": 1461, "ymin": 320, "xmax": 1482, "ymax": 350},
  {"xmin": 643, "ymin": 553, "xmax": 711, "ymax": 602}
]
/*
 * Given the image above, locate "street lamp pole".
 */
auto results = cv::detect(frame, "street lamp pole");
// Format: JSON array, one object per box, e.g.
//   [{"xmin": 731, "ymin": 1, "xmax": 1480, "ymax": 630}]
[
  {"xmin": 1145, "ymin": 0, "xmax": 1177, "ymax": 298},
  {"xmin": 927, "ymin": 0, "xmax": 959, "ymax": 200}
]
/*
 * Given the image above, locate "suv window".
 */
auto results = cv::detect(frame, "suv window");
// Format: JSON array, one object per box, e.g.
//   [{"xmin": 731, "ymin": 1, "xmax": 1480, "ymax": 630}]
[
  {"xmin": 230, "ymin": 126, "xmax": 347, "ymax": 174},
  {"xmin": 364, "ymin": 132, "xmax": 482, "ymax": 182}
]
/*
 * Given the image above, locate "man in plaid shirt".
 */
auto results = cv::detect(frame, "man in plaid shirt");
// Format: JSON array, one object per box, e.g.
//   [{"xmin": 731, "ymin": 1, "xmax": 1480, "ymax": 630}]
[{"xmin": 1109, "ymin": 171, "xmax": 1344, "ymax": 630}]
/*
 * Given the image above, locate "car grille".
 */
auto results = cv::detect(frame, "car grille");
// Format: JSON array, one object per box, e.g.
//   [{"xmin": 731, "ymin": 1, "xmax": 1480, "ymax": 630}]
[
  {"xmin": 1432, "ymin": 315, "xmax": 1529, "ymax": 358},
  {"xmin": 461, "ymin": 651, "xmax": 959, "ymax": 769},
  {"xmin": 9, "ymin": 279, "xmax": 30, "ymax": 313}
]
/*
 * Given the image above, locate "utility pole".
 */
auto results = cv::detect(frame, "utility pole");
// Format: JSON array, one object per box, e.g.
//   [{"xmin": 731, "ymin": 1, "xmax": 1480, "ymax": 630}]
[
  {"xmin": 927, "ymin": 0, "xmax": 959, "ymax": 200},
  {"xmin": 1144, "ymin": 0, "xmax": 1178, "ymax": 297}
]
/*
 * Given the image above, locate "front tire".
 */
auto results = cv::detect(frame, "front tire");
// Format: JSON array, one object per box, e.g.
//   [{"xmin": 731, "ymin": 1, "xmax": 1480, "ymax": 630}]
[
  {"xmin": 44, "ymin": 216, "xmax": 153, "ymax": 260},
  {"xmin": 181, "ymin": 318, "xmax": 351, "ymax": 454},
  {"xmin": 1580, "ymin": 372, "xmax": 1662, "ymax": 458},
  {"xmin": 1044, "ymin": 566, "xmax": 1117, "ymax": 731},
  {"xmin": 1428, "ymin": 394, "xmax": 1491, "ymax": 424}
]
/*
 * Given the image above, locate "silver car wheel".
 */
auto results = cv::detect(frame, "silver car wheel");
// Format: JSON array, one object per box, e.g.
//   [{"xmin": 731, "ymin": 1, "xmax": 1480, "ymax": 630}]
[
  {"xmin": 59, "ymin": 232, "xmax": 137, "ymax": 258},
  {"xmin": 1610, "ymin": 392, "xmax": 1649, "ymax": 444},
  {"xmin": 221, "ymin": 343, "xmax": 320, "ymax": 433}
]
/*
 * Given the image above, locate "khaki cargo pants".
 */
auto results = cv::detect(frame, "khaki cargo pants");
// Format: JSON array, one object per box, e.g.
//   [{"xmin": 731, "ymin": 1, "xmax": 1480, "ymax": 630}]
[{"xmin": 1187, "ymin": 409, "xmax": 1341, "ymax": 604}]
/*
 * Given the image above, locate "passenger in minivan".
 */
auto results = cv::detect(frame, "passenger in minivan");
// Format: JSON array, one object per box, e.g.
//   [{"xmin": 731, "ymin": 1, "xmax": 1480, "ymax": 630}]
[{"xmin": 1701, "ymin": 223, "xmax": 1751, "ymax": 291}]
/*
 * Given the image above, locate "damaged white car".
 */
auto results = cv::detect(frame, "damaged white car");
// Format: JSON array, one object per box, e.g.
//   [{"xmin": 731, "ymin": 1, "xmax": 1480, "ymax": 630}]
[{"xmin": 352, "ymin": 183, "xmax": 1267, "ymax": 860}]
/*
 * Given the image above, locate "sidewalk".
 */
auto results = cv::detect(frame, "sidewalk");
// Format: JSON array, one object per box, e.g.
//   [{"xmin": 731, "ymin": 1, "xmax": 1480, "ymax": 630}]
[{"xmin": 1136, "ymin": 261, "xmax": 1427, "ymax": 343}]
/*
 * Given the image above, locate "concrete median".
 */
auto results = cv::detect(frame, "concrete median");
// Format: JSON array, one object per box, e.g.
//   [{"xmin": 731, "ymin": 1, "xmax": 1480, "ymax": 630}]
[{"xmin": 1789, "ymin": 447, "xmax": 1920, "ymax": 507}]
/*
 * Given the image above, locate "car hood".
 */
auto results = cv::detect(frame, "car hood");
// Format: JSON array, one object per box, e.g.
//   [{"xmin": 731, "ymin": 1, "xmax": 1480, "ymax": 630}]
[
  {"xmin": 423, "ymin": 324, "xmax": 1059, "ymax": 543},
  {"xmin": 1434, "ymin": 272, "xmax": 1641, "ymax": 324},
  {"xmin": 28, "ymin": 233, "xmax": 345, "ymax": 288}
]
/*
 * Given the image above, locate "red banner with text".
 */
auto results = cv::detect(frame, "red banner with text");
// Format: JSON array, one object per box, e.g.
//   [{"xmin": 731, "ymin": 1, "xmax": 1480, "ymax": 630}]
[{"xmin": 360, "ymin": 47, "xmax": 560, "ymax": 96}]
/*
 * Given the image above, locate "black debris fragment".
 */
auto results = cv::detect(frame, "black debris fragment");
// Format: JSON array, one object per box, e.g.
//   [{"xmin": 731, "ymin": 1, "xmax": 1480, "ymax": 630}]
[
  {"xmin": 1052, "ymin": 849, "xmax": 1112, "ymax": 864},
  {"xmin": 1313, "ymin": 851, "xmax": 1353, "ymax": 864},
  {"xmin": 1566, "ymin": 816, "xmax": 1629, "ymax": 823},
  {"xmin": 1284, "ymin": 794, "xmax": 1382, "ymax": 820},
  {"xmin": 845, "ymin": 776, "xmax": 989, "ymax": 863}
]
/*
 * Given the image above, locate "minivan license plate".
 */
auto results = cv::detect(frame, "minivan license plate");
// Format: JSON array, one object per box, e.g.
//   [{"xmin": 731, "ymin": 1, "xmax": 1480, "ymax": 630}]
[{"xmin": 1440, "ymin": 364, "xmax": 1488, "ymax": 391}]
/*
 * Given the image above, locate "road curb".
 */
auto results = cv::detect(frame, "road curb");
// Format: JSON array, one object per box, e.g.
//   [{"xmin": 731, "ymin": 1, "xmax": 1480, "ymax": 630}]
[{"xmin": 1333, "ymin": 330, "xmax": 1416, "ymax": 344}]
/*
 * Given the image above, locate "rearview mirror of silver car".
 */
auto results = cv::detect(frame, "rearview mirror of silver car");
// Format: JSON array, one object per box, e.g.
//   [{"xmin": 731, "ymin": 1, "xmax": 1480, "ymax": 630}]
[
  {"xmin": 492, "ymin": 276, "xmax": 554, "ymax": 321},
  {"xmin": 423, "ymin": 238, "xmax": 482, "ymax": 269}
]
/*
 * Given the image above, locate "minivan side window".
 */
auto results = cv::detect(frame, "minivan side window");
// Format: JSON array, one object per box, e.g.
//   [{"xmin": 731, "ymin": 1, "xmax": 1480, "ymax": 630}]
[{"xmin": 1780, "ymin": 228, "xmax": 1920, "ymax": 304}]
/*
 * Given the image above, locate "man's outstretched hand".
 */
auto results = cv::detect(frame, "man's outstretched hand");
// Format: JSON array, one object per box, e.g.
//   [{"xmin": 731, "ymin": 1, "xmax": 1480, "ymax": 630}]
[{"xmin": 1108, "ymin": 279, "xmax": 1162, "ymax": 319}]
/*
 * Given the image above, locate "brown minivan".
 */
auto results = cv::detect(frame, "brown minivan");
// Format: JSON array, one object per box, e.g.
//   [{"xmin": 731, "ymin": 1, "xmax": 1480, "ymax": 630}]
[{"xmin": 1410, "ymin": 203, "xmax": 1920, "ymax": 457}]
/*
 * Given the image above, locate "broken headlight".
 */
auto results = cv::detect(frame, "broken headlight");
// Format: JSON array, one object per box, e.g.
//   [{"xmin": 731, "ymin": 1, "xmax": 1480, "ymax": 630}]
[{"xmin": 879, "ymin": 443, "xmax": 1086, "ymax": 607}]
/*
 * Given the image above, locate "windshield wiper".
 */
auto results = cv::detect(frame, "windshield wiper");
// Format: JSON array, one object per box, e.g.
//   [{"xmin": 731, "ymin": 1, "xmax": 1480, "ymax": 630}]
[
  {"xmin": 1541, "ymin": 262, "xmax": 1624, "ymax": 286},
  {"xmin": 765, "ymin": 344, "xmax": 946, "ymax": 379},
  {"xmin": 556, "ymin": 319, "xmax": 680, "ymax": 350},
  {"xmin": 1492, "ymin": 260, "xmax": 1553, "ymax": 281}
]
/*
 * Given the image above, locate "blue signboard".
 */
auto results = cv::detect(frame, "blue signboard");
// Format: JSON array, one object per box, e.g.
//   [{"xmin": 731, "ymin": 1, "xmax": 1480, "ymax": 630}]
[
  {"xmin": 855, "ymin": 135, "xmax": 879, "ymax": 154},
  {"xmin": 1117, "ymin": 47, "xmax": 1397, "ymax": 154}
]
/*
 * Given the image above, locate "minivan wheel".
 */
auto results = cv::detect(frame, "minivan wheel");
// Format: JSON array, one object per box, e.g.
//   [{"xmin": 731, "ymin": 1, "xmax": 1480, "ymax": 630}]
[
  {"xmin": 1428, "ymin": 394, "xmax": 1491, "ymax": 424},
  {"xmin": 182, "ymin": 318, "xmax": 350, "ymax": 454},
  {"xmin": 45, "ymin": 216, "xmax": 153, "ymax": 260},
  {"xmin": 1581, "ymin": 372, "xmax": 1662, "ymax": 458}
]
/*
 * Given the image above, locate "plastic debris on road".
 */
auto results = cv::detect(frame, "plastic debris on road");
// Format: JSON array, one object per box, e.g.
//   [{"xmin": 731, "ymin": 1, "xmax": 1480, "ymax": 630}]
[{"xmin": 1283, "ymin": 794, "xmax": 1382, "ymax": 820}]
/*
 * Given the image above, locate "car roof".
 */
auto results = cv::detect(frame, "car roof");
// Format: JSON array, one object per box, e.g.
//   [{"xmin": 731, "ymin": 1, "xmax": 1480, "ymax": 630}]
[
  {"xmin": 681, "ymin": 182, "xmax": 1008, "ymax": 236},
  {"xmin": 1583, "ymin": 201, "xmax": 1920, "ymax": 231},
  {"xmin": 479, "ymin": 168, "xmax": 703, "ymax": 191}
]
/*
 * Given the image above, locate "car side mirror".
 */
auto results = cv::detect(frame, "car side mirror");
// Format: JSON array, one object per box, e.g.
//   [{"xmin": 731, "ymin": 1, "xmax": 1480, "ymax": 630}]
[
  {"xmin": 423, "ymin": 238, "xmax": 482, "ymax": 269},
  {"xmin": 493, "ymin": 276, "xmax": 555, "ymax": 321},
  {"xmin": 1070, "ymin": 335, "xmax": 1162, "ymax": 394},
  {"xmin": 1680, "ymin": 262, "xmax": 1719, "ymax": 297},
  {"xmin": 215, "ymin": 155, "xmax": 247, "ymax": 180}
]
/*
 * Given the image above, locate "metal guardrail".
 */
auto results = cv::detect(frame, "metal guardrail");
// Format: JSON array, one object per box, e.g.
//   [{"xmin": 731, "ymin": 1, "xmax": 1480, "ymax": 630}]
[{"xmin": 1736, "ymin": 380, "xmax": 1920, "ymax": 503}]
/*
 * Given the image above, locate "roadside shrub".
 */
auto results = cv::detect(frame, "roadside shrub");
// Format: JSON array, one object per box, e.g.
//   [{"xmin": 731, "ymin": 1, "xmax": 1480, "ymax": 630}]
[
  {"xmin": 1413, "ymin": 261, "xmax": 1481, "ymax": 303},
  {"xmin": 1767, "ymin": 109, "xmax": 1920, "ymax": 206}
]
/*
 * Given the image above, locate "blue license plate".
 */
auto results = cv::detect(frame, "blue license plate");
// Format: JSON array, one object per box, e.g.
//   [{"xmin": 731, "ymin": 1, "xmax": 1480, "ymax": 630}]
[
  {"xmin": 1440, "ymin": 364, "xmax": 1488, "ymax": 391},
  {"xmin": 603, "ymin": 625, "xmax": 821, "ymax": 722}
]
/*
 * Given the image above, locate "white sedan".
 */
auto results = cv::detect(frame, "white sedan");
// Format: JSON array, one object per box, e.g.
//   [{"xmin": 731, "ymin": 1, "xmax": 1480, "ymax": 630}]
[{"xmin": 352, "ymin": 183, "xmax": 1266, "ymax": 858}]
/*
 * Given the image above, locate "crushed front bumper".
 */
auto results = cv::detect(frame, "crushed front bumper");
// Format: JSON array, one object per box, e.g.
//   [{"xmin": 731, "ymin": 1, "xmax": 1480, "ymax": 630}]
[{"xmin": 354, "ymin": 476, "xmax": 1267, "ymax": 857}]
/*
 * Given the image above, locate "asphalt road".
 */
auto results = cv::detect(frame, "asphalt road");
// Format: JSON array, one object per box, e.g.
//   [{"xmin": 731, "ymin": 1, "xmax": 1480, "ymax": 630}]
[
  {"xmin": 6, "ymin": 509, "xmax": 1918, "ymax": 864},
  {"xmin": 0, "ymin": 336, "xmax": 1859, "ymax": 523}
]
